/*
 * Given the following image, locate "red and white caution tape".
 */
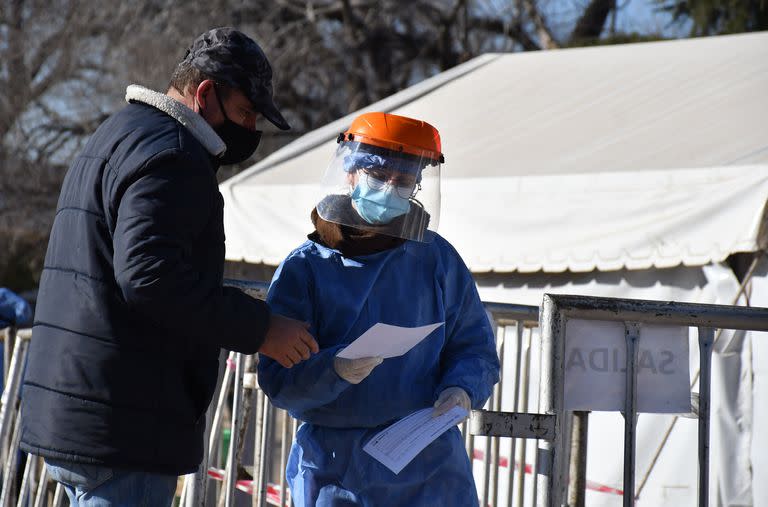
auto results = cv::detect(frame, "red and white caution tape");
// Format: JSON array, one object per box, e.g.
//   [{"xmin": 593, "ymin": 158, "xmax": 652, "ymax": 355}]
[
  {"xmin": 471, "ymin": 450, "xmax": 623, "ymax": 496},
  {"xmin": 206, "ymin": 467, "xmax": 289, "ymax": 506},
  {"xmin": 208, "ymin": 452, "xmax": 623, "ymax": 503}
]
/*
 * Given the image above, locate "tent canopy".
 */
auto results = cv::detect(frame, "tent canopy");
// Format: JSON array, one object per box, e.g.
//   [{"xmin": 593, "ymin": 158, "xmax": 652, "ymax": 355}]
[{"xmin": 222, "ymin": 31, "xmax": 768, "ymax": 273}]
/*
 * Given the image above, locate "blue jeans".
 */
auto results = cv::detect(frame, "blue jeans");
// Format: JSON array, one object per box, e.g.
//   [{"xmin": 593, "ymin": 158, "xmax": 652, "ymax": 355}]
[{"xmin": 45, "ymin": 459, "xmax": 177, "ymax": 507}]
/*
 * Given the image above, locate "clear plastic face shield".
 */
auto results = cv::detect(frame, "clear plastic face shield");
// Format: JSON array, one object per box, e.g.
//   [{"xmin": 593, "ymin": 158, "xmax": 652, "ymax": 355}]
[{"xmin": 316, "ymin": 138, "xmax": 441, "ymax": 242}]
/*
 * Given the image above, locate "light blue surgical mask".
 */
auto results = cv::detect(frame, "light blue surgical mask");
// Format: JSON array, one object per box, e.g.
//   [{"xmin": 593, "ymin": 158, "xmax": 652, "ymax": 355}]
[{"xmin": 351, "ymin": 177, "xmax": 411, "ymax": 224}]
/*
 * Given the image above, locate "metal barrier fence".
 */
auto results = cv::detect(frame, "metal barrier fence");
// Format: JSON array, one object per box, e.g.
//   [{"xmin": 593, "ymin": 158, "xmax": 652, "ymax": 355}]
[
  {"xmin": 0, "ymin": 326, "xmax": 69, "ymax": 507},
  {"xmin": 1, "ymin": 284, "xmax": 767, "ymax": 507},
  {"xmin": 179, "ymin": 281, "xmax": 547, "ymax": 507},
  {"xmin": 538, "ymin": 294, "xmax": 768, "ymax": 507}
]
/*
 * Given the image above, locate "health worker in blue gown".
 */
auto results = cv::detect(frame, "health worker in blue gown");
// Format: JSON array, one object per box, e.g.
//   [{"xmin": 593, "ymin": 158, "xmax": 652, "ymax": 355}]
[{"xmin": 257, "ymin": 112, "xmax": 500, "ymax": 507}]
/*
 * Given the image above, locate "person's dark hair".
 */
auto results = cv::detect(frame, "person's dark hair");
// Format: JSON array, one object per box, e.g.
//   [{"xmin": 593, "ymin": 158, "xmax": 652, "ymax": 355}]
[{"xmin": 168, "ymin": 60, "xmax": 230, "ymax": 97}]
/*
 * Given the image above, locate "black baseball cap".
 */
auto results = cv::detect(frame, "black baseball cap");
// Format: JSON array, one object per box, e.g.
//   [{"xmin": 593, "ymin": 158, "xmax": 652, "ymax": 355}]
[{"xmin": 183, "ymin": 27, "xmax": 290, "ymax": 130}]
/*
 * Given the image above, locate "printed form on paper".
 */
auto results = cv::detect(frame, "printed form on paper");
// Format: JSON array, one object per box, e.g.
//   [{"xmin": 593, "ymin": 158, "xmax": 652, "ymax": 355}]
[{"xmin": 363, "ymin": 406, "xmax": 468, "ymax": 474}]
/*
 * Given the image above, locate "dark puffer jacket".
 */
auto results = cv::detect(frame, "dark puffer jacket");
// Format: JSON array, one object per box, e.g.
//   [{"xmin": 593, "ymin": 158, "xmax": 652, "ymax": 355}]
[{"xmin": 20, "ymin": 98, "xmax": 270, "ymax": 474}]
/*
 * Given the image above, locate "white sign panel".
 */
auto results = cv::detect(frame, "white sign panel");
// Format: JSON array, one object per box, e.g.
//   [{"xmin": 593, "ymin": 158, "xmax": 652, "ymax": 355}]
[{"xmin": 564, "ymin": 319, "xmax": 691, "ymax": 413}]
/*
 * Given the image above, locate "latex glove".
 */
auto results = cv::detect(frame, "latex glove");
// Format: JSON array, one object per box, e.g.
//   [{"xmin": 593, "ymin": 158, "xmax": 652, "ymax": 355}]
[
  {"xmin": 333, "ymin": 356, "xmax": 383, "ymax": 384},
  {"xmin": 433, "ymin": 387, "xmax": 471, "ymax": 417}
]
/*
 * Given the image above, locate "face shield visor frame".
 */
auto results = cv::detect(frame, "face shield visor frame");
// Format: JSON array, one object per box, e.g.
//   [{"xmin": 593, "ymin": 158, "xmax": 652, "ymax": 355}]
[{"xmin": 316, "ymin": 138, "xmax": 441, "ymax": 242}]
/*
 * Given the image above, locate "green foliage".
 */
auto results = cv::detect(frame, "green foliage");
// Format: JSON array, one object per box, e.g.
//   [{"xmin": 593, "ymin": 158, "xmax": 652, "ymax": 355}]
[{"xmin": 656, "ymin": 0, "xmax": 768, "ymax": 35}]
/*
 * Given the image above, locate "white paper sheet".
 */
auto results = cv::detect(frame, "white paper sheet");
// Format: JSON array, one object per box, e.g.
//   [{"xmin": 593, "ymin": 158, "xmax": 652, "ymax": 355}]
[
  {"xmin": 336, "ymin": 322, "xmax": 444, "ymax": 360},
  {"xmin": 363, "ymin": 406, "xmax": 468, "ymax": 474}
]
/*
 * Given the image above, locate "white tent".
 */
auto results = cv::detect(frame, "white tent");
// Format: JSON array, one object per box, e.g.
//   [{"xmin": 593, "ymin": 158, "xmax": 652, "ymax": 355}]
[{"xmin": 221, "ymin": 32, "xmax": 768, "ymax": 506}]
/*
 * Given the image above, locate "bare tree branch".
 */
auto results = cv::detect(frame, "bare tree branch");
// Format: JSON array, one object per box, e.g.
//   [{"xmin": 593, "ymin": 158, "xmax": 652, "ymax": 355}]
[
  {"xmin": 522, "ymin": 0, "xmax": 560, "ymax": 49},
  {"xmin": 0, "ymin": 0, "xmax": 641, "ymax": 289},
  {"xmin": 571, "ymin": 0, "xmax": 615, "ymax": 42}
]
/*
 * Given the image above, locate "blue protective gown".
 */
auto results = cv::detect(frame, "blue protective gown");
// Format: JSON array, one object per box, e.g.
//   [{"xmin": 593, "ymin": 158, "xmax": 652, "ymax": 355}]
[{"xmin": 257, "ymin": 233, "xmax": 500, "ymax": 507}]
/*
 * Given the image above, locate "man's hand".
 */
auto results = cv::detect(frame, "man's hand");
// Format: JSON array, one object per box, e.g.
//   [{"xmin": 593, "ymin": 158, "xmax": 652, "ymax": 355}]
[{"xmin": 259, "ymin": 314, "xmax": 319, "ymax": 368}]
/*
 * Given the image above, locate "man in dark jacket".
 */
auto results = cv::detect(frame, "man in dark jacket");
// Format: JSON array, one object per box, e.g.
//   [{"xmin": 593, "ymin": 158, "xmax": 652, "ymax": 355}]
[{"xmin": 19, "ymin": 27, "xmax": 318, "ymax": 506}]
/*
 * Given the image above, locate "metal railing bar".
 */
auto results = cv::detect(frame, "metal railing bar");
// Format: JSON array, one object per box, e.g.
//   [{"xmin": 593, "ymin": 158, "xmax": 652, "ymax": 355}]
[
  {"xmin": 251, "ymin": 391, "xmax": 265, "ymax": 507},
  {"xmin": 507, "ymin": 322, "xmax": 524, "ymax": 506},
  {"xmin": 223, "ymin": 279, "xmax": 542, "ymax": 326},
  {"xmin": 256, "ymin": 401, "xmax": 274, "ymax": 507},
  {"xmin": 545, "ymin": 294, "xmax": 768, "ymax": 331},
  {"xmin": 225, "ymin": 353, "xmax": 245, "ymax": 507},
  {"xmin": 482, "ymin": 415, "xmax": 492, "ymax": 507},
  {"xmin": 2, "ymin": 328, "xmax": 13, "ymax": 389},
  {"xmin": 279, "ymin": 410, "xmax": 290, "ymax": 507},
  {"xmin": 0, "ymin": 408, "xmax": 23, "ymax": 507},
  {"xmin": 51, "ymin": 482, "xmax": 64, "ymax": 507},
  {"xmin": 622, "ymin": 322, "xmax": 641, "ymax": 507},
  {"xmin": 485, "ymin": 302, "xmax": 540, "ymax": 326},
  {"xmin": 465, "ymin": 425, "xmax": 475, "ymax": 489},
  {"xmin": 469, "ymin": 412, "xmax": 556, "ymax": 441},
  {"xmin": 0, "ymin": 329, "xmax": 30, "ymax": 341},
  {"xmin": 209, "ymin": 352, "xmax": 236, "ymax": 464},
  {"xmin": 193, "ymin": 349, "xmax": 230, "ymax": 507},
  {"xmin": 0, "ymin": 338, "xmax": 28, "ymax": 475},
  {"xmin": 32, "ymin": 460, "xmax": 48, "ymax": 507},
  {"xmin": 537, "ymin": 296, "xmax": 566, "ymax": 507},
  {"xmin": 559, "ymin": 413, "xmax": 573, "ymax": 506},
  {"xmin": 517, "ymin": 326, "xmax": 534, "ymax": 507},
  {"xmin": 697, "ymin": 327, "xmax": 715, "ymax": 507},
  {"xmin": 530, "ymin": 439, "xmax": 539, "ymax": 507},
  {"xmin": 491, "ymin": 345, "xmax": 503, "ymax": 507},
  {"xmin": 636, "ymin": 258, "xmax": 761, "ymax": 499},
  {"xmin": 15, "ymin": 452, "xmax": 34, "ymax": 507},
  {"xmin": 567, "ymin": 411, "xmax": 588, "ymax": 507}
]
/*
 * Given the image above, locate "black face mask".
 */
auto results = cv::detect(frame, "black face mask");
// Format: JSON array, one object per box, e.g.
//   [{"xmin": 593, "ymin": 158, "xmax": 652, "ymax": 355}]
[{"xmin": 213, "ymin": 86, "xmax": 262, "ymax": 165}]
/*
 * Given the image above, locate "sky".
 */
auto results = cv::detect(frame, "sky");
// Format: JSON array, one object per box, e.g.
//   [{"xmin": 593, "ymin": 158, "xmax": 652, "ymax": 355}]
[
  {"xmin": 617, "ymin": 0, "xmax": 691, "ymax": 37},
  {"xmin": 537, "ymin": 0, "xmax": 691, "ymax": 41}
]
